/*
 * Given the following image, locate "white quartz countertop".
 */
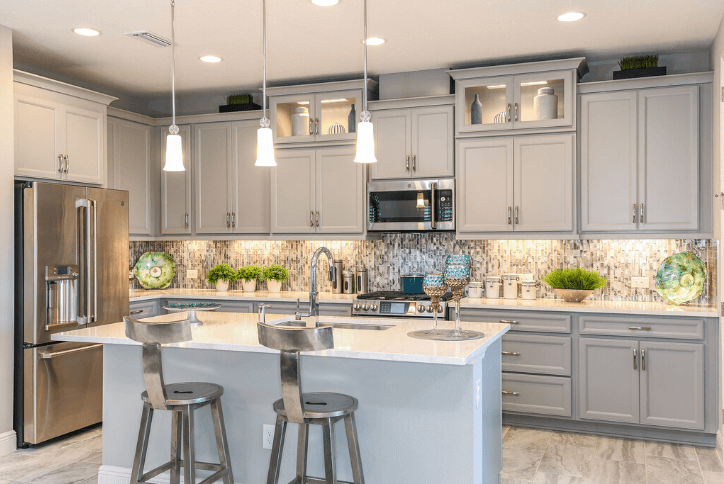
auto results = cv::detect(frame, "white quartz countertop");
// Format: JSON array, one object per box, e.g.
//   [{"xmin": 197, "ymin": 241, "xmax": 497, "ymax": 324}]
[
  {"xmin": 130, "ymin": 289, "xmax": 356, "ymax": 304},
  {"xmin": 52, "ymin": 312, "xmax": 509, "ymax": 366}
]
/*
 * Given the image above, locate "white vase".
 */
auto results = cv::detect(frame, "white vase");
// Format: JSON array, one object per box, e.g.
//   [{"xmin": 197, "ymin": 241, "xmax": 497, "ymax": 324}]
[
  {"xmin": 242, "ymin": 279, "xmax": 257, "ymax": 293},
  {"xmin": 267, "ymin": 280, "xmax": 282, "ymax": 292},
  {"xmin": 533, "ymin": 87, "xmax": 558, "ymax": 120},
  {"xmin": 216, "ymin": 280, "xmax": 229, "ymax": 292}
]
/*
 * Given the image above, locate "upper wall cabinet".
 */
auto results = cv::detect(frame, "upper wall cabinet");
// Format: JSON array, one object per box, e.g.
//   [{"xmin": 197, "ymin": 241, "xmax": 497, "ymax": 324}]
[
  {"xmin": 369, "ymin": 98, "xmax": 454, "ymax": 180},
  {"xmin": 160, "ymin": 124, "xmax": 192, "ymax": 235},
  {"xmin": 448, "ymin": 58, "xmax": 587, "ymax": 137},
  {"xmin": 579, "ymin": 73, "xmax": 713, "ymax": 237},
  {"xmin": 14, "ymin": 72, "xmax": 115, "ymax": 186},
  {"xmin": 268, "ymin": 80, "xmax": 378, "ymax": 145}
]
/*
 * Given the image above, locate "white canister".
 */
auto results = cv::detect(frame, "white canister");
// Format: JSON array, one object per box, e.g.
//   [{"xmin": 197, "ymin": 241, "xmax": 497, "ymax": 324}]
[
  {"xmin": 502, "ymin": 274, "xmax": 519, "ymax": 300},
  {"xmin": 485, "ymin": 276, "xmax": 502, "ymax": 299},
  {"xmin": 520, "ymin": 280, "xmax": 538, "ymax": 300},
  {"xmin": 467, "ymin": 281, "xmax": 484, "ymax": 299},
  {"xmin": 291, "ymin": 107, "xmax": 310, "ymax": 136},
  {"xmin": 533, "ymin": 87, "xmax": 558, "ymax": 120},
  {"xmin": 517, "ymin": 273, "xmax": 534, "ymax": 297}
]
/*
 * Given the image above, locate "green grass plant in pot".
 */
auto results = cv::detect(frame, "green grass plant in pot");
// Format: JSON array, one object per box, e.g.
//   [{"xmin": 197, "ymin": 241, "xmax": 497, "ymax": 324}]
[
  {"xmin": 542, "ymin": 268, "xmax": 608, "ymax": 302},
  {"xmin": 206, "ymin": 264, "xmax": 238, "ymax": 292},
  {"xmin": 263, "ymin": 264, "xmax": 289, "ymax": 293},
  {"xmin": 237, "ymin": 265, "xmax": 263, "ymax": 293}
]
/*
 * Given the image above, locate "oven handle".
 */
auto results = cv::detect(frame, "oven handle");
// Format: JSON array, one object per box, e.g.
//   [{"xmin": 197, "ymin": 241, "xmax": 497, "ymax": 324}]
[{"xmin": 430, "ymin": 182, "xmax": 437, "ymax": 230}]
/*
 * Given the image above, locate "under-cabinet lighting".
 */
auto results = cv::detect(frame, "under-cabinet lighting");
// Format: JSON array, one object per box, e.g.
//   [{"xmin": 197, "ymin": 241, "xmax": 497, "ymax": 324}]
[
  {"xmin": 520, "ymin": 81, "xmax": 548, "ymax": 86},
  {"xmin": 322, "ymin": 98, "xmax": 349, "ymax": 103},
  {"xmin": 311, "ymin": 0, "xmax": 340, "ymax": 6},
  {"xmin": 557, "ymin": 12, "xmax": 585, "ymax": 22},
  {"xmin": 73, "ymin": 28, "xmax": 101, "ymax": 36},
  {"xmin": 297, "ymin": 101, "xmax": 310, "ymax": 105},
  {"xmin": 199, "ymin": 55, "xmax": 222, "ymax": 63},
  {"xmin": 486, "ymin": 85, "xmax": 506, "ymax": 89}
]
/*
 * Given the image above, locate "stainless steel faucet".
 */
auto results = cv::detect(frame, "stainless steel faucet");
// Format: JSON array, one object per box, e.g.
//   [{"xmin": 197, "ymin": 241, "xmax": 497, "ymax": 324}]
[{"xmin": 295, "ymin": 246, "xmax": 336, "ymax": 320}]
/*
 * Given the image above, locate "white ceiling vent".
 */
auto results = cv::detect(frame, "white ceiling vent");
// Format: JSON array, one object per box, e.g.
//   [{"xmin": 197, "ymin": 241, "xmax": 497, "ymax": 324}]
[{"xmin": 125, "ymin": 31, "xmax": 173, "ymax": 48}]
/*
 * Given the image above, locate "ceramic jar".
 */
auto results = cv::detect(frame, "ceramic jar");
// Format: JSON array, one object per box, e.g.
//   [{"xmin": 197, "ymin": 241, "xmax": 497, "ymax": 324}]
[
  {"xmin": 467, "ymin": 281, "xmax": 484, "ymax": 298},
  {"xmin": 533, "ymin": 87, "xmax": 558, "ymax": 120},
  {"xmin": 292, "ymin": 107, "xmax": 310, "ymax": 136},
  {"xmin": 502, "ymin": 274, "xmax": 519, "ymax": 300},
  {"xmin": 485, "ymin": 276, "xmax": 502, "ymax": 299},
  {"xmin": 520, "ymin": 280, "xmax": 538, "ymax": 300}
]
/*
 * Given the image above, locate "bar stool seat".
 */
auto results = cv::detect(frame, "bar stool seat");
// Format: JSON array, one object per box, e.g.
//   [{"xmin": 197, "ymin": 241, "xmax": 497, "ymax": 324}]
[
  {"xmin": 142, "ymin": 382, "xmax": 223, "ymax": 407},
  {"xmin": 273, "ymin": 392, "xmax": 358, "ymax": 420}
]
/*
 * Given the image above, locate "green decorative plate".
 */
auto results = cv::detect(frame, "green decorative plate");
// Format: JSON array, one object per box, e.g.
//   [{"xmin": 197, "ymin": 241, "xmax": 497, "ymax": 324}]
[
  {"xmin": 655, "ymin": 252, "xmax": 706, "ymax": 305},
  {"xmin": 133, "ymin": 252, "xmax": 177, "ymax": 290}
]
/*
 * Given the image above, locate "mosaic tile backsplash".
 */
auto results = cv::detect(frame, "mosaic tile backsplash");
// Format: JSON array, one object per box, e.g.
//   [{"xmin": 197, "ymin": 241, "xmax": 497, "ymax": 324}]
[{"xmin": 130, "ymin": 236, "xmax": 717, "ymax": 304}]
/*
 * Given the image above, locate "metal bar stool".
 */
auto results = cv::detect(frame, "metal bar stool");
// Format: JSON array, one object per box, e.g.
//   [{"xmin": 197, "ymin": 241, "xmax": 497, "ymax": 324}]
[
  {"xmin": 258, "ymin": 322, "xmax": 365, "ymax": 484},
  {"xmin": 124, "ymin": 317, "xmax": 233, "ymax": 484}
]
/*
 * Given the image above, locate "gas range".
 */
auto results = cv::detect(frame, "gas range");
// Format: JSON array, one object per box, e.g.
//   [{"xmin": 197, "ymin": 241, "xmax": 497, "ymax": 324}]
[{"xmin": 353, "ymin": 291, "xmax": 451, "ymax": 319}]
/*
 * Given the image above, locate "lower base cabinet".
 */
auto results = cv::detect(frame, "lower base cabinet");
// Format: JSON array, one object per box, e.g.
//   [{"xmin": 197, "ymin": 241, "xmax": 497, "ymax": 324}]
[
  {"xmin": 161, "ymin": 299, "xmax": 254, "ymax": 314},
  {"xmin": 128, "ymin": 300, "xmax": 159, "ymax": 319},
  {"xmin": 502, "ymin": 373, "xmax": 572, "ymax": 417}
]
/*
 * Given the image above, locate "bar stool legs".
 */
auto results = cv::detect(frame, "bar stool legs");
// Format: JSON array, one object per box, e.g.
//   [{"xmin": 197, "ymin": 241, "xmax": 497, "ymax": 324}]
[{"xmin": 344, "ymin": 414, "xmax": 364, "ymax": 484}]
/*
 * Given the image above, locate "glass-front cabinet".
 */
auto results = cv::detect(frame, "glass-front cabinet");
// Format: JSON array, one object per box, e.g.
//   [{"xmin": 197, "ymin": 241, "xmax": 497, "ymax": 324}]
[{"xmin": 449, "ymin": 58, "xmax": 586, "ymax": 135}]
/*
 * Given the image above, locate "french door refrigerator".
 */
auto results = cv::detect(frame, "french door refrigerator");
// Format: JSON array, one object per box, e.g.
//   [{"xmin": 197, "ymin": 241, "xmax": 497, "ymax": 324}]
[{"xmin": 14, "ymin": 181, "xmax": 129, "ymax": 446}]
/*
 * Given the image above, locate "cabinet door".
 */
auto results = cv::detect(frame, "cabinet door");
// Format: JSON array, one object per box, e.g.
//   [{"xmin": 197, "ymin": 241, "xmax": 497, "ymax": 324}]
[
  {"xmin": 456, "ymin": 138, "xmax": 514, "ymax": 233},
  {"xmin": 513, "ymin": 70, "xmax": 574, "ymax": 129},
  {"xmin": 579, "ymin": 338, "xmax": 639, "ymax": 424},
  {"xmin": 14, "ymin": 91, "xmax": 63, "ymax": 180},
  {"xmin": 63, "ymin": 104, "xmax": 105, "ymax": 185},
  {"xmin": 271, "ymin": 93, "xmax": 316, "ymax": 144},
  {"xmin": 112, "ymin": 119, "xmax": 152, "ymax": 235},
  {"xmin": 638, "ymin": 86, "xmax": 699, "ymax": 231},
  {"xmin": 370, "ymin": 109, "xmax": 411, "ymax": 179},
  {"xmin": 639, "ymin": 342, "xmax": 704, "ymax": 430},
  {"xmin": 513, "ymin": 133, "xmax": 573, "ymax": 232},
  {"xmin": 271, "ymin": 149, "xmax": 316, "ymax": 234},
  {"xmin": 316, "ymin": 146, "xmax": 365, "ymax": 234},
  {"xmin": 411, "ymin": 105, "xmax": 454, "ymax": 178},
  {"xmin": 232, "ymin": 121, "xmax": 270, "ymax": 233},
  {"xmin": 195, "ymin": 123, "xmax": 232, "ymax": 233},
  {"xmin": 161, "ymin": 125, "xmax": 192, "ymax": 234},
  {"xmin": 455, "ymin": 76, "xmax": 514, "ymax": 133},
  {"xmin": 315, "ymin": 90, "xmax": 361, "ymax": 143},
  {"xmin": 580, "ymin": 91, "xmax": 638, "ymax": 232}
]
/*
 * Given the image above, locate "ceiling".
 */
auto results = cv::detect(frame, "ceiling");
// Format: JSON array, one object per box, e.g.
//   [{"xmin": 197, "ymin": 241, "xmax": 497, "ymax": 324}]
[{"xmin": 2, "ymin": 0, "xmax": 723, "ymax": 102}]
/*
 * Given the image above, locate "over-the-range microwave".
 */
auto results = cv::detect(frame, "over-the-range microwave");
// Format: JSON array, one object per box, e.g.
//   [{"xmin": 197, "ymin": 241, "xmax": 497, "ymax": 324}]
[{"xmin": 368, "ymin": 178, "xmax": 454, "ymax": 232}]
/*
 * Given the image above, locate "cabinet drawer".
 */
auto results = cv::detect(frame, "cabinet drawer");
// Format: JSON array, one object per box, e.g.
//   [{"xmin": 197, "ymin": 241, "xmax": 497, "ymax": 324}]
[
  {"xmin": 579, "ymin": 315, "xmax": 704, "ymax": 340},
  {"xmin": 128, "ymin": 301, "xmax": 158, "ymax": 319},
  {"xmin": 459, "ymin": 309, "xmax": 571, "ymax": 333},
  {"xmin": 162, "ymin": 299, "xmax": 254, "ymax": 314},
  {"xmin": 502, "ymin": 374, "xmax": 572, "ymax": 417},
  {"xmin": 502, "ymin": 334, "xmax": 571, "ymax": 376}
]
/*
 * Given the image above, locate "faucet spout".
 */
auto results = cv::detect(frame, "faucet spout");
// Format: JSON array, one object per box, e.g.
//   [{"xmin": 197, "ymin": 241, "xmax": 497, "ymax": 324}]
[{"xmin": 295, "ymin": 246, "xmax": 335, "ymax": 320}]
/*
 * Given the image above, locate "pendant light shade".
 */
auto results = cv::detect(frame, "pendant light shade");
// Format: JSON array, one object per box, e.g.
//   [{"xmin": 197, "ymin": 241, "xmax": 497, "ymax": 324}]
[
  {"xmin": 354, "ymin": 0, "xmax": 376, "ymax": 164},
  {"xmin": 255, "ymin": 0, "xmax": 277, "ymax": 167},
  {"xmin": 163, "ymin": 0, "xmax": 184, "ymax": 172}
]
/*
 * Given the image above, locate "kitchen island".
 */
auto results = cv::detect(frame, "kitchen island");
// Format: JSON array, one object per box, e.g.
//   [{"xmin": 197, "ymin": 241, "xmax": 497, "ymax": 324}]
[{"xmin": 54, "ymin": 312, "xmax": 509, "ymax": 484}]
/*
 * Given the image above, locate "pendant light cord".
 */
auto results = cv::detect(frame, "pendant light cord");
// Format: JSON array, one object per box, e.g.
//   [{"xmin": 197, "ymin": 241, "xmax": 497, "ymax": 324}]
[
  {"xmin": 170, "ymin": 0, "xmax": 178, "ymax": 132},
  {"xmin": 261, "ymin": 0, "xmax": 269, "ymax": 127},
  {"xmin": 363, "ymin": 0, "xmax": 367, "ymax": 113}
]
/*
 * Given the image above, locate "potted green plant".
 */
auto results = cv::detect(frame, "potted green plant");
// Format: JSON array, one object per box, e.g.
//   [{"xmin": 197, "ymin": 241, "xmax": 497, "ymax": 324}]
[
  {"xmin": 206, "ymin": 264, "xmax": 237, "ymax": 292},
  {"xmin": 262, "ymin": 264, "xmax": 289, "ymax": 293},
  {"xmin": 541, "ymin": 268, "xmax": 608, "ymax": 303},
  {"xmin": 237, "ymin": 265, "xmax": 263, "ymax": 293},
  {"xmin": 613, "ymin": 55, "xmax": 665, "ymax": 80}
]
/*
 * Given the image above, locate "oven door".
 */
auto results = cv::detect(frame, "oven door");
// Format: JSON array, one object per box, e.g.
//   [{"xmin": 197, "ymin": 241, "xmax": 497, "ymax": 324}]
[{"xmin": 368, "ymin": 179, "xmax": 454, "ymax": 231}]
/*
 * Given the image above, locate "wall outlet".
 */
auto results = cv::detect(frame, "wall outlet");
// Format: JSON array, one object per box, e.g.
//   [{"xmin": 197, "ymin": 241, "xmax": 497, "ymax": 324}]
[
  {"xmin": 187, "ymin": 269, "xmax": 198, "ymax": 279},
  {"xmin": 263, "ymin": 424, "xmax": 275, "ymax": 450},
  {"xmin": 630, "ymin": 276, "xmax": 649, "ymax": 289}
]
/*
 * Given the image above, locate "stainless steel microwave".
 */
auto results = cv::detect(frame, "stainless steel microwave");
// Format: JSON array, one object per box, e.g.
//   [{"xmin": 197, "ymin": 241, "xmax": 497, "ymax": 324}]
[{"xmin": 368, "ymin": 179, "xmax": 455, "ymax": 232}]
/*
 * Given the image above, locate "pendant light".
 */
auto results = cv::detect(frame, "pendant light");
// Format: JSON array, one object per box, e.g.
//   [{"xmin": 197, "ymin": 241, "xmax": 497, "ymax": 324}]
[
  {"xmin": 163, "ymin": 0, "xmax": 184, "ymax": 171},
  {"xmin": 353, "ymin": 0, "xmax": 377, "ymax": 164},
  {"xmin": 255, "ymin": 0, "xmax": 276, "ymax": 167}
]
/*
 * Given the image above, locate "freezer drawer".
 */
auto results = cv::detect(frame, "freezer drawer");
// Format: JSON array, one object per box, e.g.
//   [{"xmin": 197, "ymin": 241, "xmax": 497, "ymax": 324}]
[{"xmin": 24, "ymin": 342, "xmax": 103, "ymax": 444}]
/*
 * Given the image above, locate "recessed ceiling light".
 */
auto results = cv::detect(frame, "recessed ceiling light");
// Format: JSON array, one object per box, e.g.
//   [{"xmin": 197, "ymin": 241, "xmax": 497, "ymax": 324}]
[
  {"xmin": 557, "ymin": 12, "xmax": 585, "ymax": 22},
  {"xmin": 72, "ymin": 28, "xmax": 101, "ymax": 37},
  {"xmin": 199, "ymin": 55, "xmax": 222, "ymax": 63},
  {"xmin": 311, "ymin": 0, "xmax": 339, "ymax": 5},
  {"xmin": 363, "ymin": 37, "xmax": 386, "ymax": 46}
]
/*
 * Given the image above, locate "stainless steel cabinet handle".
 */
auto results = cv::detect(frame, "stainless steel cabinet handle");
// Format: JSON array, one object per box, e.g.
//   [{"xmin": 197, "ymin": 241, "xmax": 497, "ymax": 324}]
[
  {"xmin": 628, "ymin": 326, "xmax": 652, "ymax": 331},
  {"xmin": 507, "ymin": 103, "xmax": 512, "ymax": 121},
  {"xmin": 633, "ymin": 348, "xmax": 637, "ymax": 370},
  {"xmin": 40, "ymin": 343, "xmax": 103, "ymax": 359},
  {"xmin": 412, "ymin": 154, "xmax": 416, "ymax": 171},
  {"xmin": 64, "ymin": 155, "xmax": 69, "ymax": 173},
  {"xmin": 500, "ymin": 319, "xmax": 519, "ymax": 324},
  {"xmin": 633, "ymin": 204, "xmax": 637, "ymax": 223},
  {"xmin": 130, "ymin": 309, "xmax": 143, "ymax": 315},
  {"xmin": 502, "ymin": 351, "xmax": 521, "ymax": 356},
  {"xmin": 507, "ymin": 206, "xmax": 512, "ymax": 225},
  {"xmin": 185, "ymin": 213, "xmax": 189, "ymax": 228},
  {"xmin": 641, "ymin": 349, "xmax": 646, "ymax": 371},
  {"xmin": 309, "ymin": 118, "xmax": 314, "ymax": 135},
  {"xmin": 315, "ymin": 118, "xmax": 320, "ymax": 135},
  {"xmin": 515, "ymin": 206, "xmax": 519, "ymax": 224},
  {"xmin": 640, "ymin": 203, "xmax": 644, "ymax": 223},
  {"xmin": 231, "ymin": 212, "xmax": 236, "ymax": 228},
  {"xmin": 58, "ymin": 155, "xmax": 64, "ymax": 173},
  {"xmin": 315, "ymin": 211, "xmax": 320, "ymax": 227},
  {"xmin": 310, "ymin": 211, "xmax": 314, "ymax": 227},
  {"xmin": 226, "ymin": 212, "xmax": 230, "ymax": 228},
  {"xmin": 514, "ymin": 103, "xmax": 519, "ymax": 121},
  {"xmin": 502, "ymin": 391, "xmax": 520, "ymax": 396},
  {"xmin": 406, "ymin": 155, "xmax": 410, "ymax": 171}
]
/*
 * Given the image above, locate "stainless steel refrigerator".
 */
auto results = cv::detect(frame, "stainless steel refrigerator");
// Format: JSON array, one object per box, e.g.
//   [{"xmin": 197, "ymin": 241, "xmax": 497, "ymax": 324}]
[{"xmin": 14, "ymin": 181, "xmax": 129, "ymax": 446}]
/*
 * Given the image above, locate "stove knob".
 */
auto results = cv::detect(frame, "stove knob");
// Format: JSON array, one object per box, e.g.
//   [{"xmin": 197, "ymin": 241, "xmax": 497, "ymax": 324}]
[
  {"xmin": 362, "ymin": 304, "xmax": 370, "ymax": 311},
  {"xmin": 438, "ymin": 305, "xmax": 444, "ymax": 313},
  {"xmin": 426, "ymin": 305, "xmax": 435, "ymax": 313},
  {"xmin": 370, "ymin": 303, "xmax": 378, "ymax": 311},
  {"xmin": 353, "ymin": 303, "xmax": 361, "ymax": 311},
  {"xmin": 417, "ymin": 304, "xmax": 426, "ymax": 313}
]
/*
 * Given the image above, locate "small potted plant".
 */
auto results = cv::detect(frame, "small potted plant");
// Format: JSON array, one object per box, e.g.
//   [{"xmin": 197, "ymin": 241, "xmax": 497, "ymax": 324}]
[
  {"xmin": 613, "ymin": 55, "xmax": 666, "ymax": 80},
  {"xmin": 262, "ymin": 264, "xmax": 289, "ymax": 293},
  {"xmin": 206, "ymin": 264, "xmax": 237, "ymax": 292},
  {"xmin": 542, "ymin": 268, "xmax": 608, "ymax": 303},
  {"xmin": 237, "ymin": 265, "xmax": 263, "ymax": 293}
]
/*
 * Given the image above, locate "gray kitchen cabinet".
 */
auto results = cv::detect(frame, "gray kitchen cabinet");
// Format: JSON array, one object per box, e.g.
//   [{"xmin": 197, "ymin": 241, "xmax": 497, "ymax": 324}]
[
  {"xmin": 254, "ymin": 301, "xmax": 352, "ymax": 318},
  {"xmin": 160, "ymin": 299, "xmax": 254, "ymax": 314},
  {"xmin": 108, "ymin": 117, "xmax": 153, "ymax": 235},
  {"xmin": 161, "ymin": 124, "xmax": 193, "ymax": 235},
  {"xmin": 501, "ymin": 334, "xmax": 571, "ymax": 376},
  {"xmin": 271, "ymin": 148, "xmax": 316, "ymax": 234},
  {"xmin": 639, "ymin": 341, "xmax": 704, "ymax": 430},
  {"xmin": 459, "ymin": 308, "xmax": 572, "ymax": 333},
  {"xmin": 502, "ymin": 373, "xmax": 572, "ymax": 417},
  {"xmin": 370, "ymin": 105, "xmax": 454, "ymax": 180},
  {"xmin": 129, "ymin": 300, "xmax": 160, "ymax": 319},
  {"xmin": 232, "ymin": 121, "xmax": 271, "ymax": 234},
  {"xmin": 195, "ymin": 123, "xmax": 233, "ymax": 234}
]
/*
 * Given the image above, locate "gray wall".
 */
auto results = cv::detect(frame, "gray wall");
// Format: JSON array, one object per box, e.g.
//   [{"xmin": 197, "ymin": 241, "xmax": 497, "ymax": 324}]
[{"xmin": 0, "ymin": 24, "xmax": 15, "ymax": 455}]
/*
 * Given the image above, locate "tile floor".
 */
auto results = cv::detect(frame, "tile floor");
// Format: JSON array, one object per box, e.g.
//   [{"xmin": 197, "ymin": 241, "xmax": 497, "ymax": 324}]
[{"xmin": 0, "ymin": 425, "xmax": 721, "ymax": 483}]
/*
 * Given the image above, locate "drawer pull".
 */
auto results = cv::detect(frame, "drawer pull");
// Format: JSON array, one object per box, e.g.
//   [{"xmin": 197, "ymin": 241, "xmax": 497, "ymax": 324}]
[
  {"xmin": 130, "ymin": 309, "xmax": 143, "ymax": 315},
  {"xmin": 628, "ymin": 326, "xmax": 651, "ymax": 330},
  {"xmin": 502, "ymin": 391, "xmax": 520, "ymax": 396},
  {"xmin": 501, "ymin": 351, "xmax": 520, "ymax": 356},
  {"xmin": 500, "ymin": 319, "xmax": 519, "ymax": 324}
]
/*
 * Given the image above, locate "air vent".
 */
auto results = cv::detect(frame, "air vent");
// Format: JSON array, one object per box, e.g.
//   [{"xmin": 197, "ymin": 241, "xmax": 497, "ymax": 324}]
[{"xmin": 125, "ymin": 31, "xmax": 173, "ymax": 48}]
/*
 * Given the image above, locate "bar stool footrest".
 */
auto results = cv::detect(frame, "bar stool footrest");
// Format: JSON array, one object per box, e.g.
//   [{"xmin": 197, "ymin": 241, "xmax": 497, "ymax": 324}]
[
  {"xmin": 290, "ymin": 478, "xmax": 354, "ymax": 484},
  {"xmin": 137, "ymin": 460, "xmax": 227, "ymax": 484}
]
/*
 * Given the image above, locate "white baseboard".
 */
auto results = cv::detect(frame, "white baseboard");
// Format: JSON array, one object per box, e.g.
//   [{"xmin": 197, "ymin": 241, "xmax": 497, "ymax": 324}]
[
  {"xmin": 99, "ymin": 465, "xmax": 225, "ymax": 484},
  {"xmin": 0, "ymin": 430, "xmax": 16, "ymax": 456}
]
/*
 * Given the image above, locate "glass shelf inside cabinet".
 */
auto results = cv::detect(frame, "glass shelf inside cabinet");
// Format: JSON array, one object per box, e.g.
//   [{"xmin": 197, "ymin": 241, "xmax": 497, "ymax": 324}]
[
  {"xmin": 464, "ymin": 84, "xmax": 509, "ymax": 127},
  {"xmin": 276, "ymin": 101, "xmax": 312, "ymax": 139},
  {"xmin": 319, "ymin": 97, "xmax": 357, "ymax": 136},
  {"xmin": 518, "ymin": 78, "xmax": 565, "ymax": 123}
]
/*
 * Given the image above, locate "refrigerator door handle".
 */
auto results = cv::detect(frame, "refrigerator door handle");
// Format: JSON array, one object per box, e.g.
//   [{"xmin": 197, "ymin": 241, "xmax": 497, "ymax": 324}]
[
  {"xmin": 75, "ymin": 199, "xmax": 97, "ymax": 325},
  {"xmin": 89, "ymin": 200, "xmax": 97, "ymax": 323}
]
